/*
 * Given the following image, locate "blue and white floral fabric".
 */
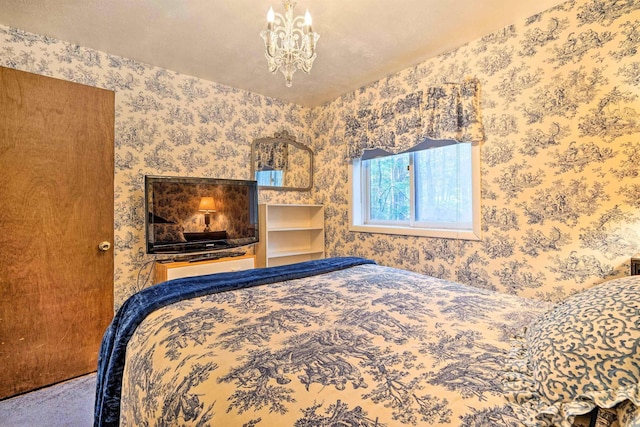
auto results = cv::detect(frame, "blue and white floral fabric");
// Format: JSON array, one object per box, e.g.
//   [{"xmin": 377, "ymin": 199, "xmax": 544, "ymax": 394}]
[
  {"xmin": 118, "ymin": 263, "xmax": 559, "ymax": 426},
  {"xmin": 504, "ymin": 275, "xmax": 640, "ymax": 427}
]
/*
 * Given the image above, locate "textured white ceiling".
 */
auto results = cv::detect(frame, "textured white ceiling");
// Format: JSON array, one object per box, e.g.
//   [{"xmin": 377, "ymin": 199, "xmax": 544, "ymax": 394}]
[{"xmin": 0, "ymin": 0, "xmax": 566, "ymax": 107}]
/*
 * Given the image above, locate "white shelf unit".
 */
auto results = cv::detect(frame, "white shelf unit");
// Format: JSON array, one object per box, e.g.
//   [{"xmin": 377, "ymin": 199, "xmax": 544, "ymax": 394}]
[{"xmin": 256, "ymin": 204, "xmax": 325, "ymax": 268}]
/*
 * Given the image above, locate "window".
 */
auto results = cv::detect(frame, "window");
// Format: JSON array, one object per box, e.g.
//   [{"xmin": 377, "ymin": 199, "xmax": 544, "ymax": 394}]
[
  {"xmin": 350, "ymin": 142, "xmax": 481, "ymax": 240},
  {"xmin": 255, "ymin": 170, "xmax": 283, "ymax": 187}
]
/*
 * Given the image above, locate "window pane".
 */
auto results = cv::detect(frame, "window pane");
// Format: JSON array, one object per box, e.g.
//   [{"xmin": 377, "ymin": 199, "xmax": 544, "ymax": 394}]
[
  {"xmin": 414, "ymin": 143, "xmax": 472, "ymax": 226},
  {"xmin": 366, "ymin": 153, "xmax": 410, "ymax": 221},
  {"xmin": 255, "ymin": 170, "xmax": 283, "ymax": 186}
]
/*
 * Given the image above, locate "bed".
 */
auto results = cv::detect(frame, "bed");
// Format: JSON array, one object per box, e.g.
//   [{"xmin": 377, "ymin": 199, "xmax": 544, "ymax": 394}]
[{"xmin": 94, "ymin": 257, "xmax": 640, "ymax": 427}]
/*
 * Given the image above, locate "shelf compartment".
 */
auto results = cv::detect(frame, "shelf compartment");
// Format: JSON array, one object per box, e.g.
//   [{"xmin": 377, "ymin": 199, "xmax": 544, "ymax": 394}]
[
  {"xmin": 264, "ymin": 204, "xmax": 324, "ymax": 229},
  {"xmin": 268, "ymin": 227, "xmax": 324, "ymax": 232},
  {"xmin": 268, "ymin": 249, "xmax": 325, "ymax": 258},
  {"xmin": 266, "ymin": 252, "xmax": 324, "ymax": 267},
  {"xmin": 267, "ymin": 229, "xmax": 323, "ymax": 255},
  {"xmin": 256, "ymin": 204, "xmax": 325, "ymax": 268}
]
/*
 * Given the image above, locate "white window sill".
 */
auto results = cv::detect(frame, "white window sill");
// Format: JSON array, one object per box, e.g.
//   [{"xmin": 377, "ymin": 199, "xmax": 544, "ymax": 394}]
[{"xmin": 349, "ymin": 223, "xmax": 481, "ymax": 240}]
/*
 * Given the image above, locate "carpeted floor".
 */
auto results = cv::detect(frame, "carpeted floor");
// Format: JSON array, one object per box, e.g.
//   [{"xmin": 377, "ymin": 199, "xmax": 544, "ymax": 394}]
[{"xmin": 0, "ymin": 373, "xmax": 95, "ymax": 427}]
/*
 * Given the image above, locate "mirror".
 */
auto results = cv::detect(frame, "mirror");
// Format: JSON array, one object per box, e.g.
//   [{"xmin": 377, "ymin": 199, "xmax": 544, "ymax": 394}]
[{"xmin": 251, "ymin": 130, "xmax": 313, "ymax": 191}]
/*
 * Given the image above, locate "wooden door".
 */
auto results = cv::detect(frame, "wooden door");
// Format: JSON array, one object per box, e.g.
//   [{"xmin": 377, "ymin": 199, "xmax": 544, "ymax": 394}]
[{"xmin": 0, "ymin": 67, "xmax": 114, "ymax": 399}]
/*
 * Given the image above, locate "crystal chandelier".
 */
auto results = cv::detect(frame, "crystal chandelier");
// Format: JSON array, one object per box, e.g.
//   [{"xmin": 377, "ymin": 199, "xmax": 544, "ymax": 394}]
[{"xmin": 260, "ymin": 0, "xmax": 319, "ymax": 87}]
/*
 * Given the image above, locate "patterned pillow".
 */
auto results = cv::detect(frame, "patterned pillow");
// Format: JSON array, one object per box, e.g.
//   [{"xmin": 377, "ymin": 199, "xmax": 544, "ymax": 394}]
[
  {"xmin": 504, "ymin": 276, "xmax": 640, "ymax": 427},
  {"xmin": 617, "ymin": 401, "xmax": 640, "ymax": 426}
]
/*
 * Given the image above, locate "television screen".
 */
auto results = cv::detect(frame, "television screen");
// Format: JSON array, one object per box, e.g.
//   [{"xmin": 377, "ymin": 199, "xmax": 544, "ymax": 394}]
[{"xmin": 145, "ymin": 175, "xmax": 259, "ymax": 255}]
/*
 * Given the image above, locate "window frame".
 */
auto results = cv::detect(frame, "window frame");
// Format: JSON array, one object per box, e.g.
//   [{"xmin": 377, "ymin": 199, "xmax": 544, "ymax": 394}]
[{"xmin": 349, "ymin": 142, "xmax": 481, "ymax": 240}]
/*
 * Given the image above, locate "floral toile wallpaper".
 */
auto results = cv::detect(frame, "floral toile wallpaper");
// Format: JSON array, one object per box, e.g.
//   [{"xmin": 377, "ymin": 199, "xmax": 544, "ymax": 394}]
[
  {"xmin": 1, "ymin": 0, "xmax": 640, "ymax": 308},
  {"xmin": 310, "ymin": 0, "xmax": 640, "ymax": 301},
  {"xmin": 0, "ymin": 25, "xmax": 313, "ymax": 307}
]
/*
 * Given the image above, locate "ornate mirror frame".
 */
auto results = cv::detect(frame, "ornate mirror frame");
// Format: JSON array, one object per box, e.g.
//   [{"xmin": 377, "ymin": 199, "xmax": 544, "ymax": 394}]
[{"xmin": 250, "ymin": 130, "xmax": 314, "ymax": 192}]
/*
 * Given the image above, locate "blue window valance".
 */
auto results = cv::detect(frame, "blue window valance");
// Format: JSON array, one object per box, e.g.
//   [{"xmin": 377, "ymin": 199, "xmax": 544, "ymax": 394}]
[{"xmin": 346, "ymin": 78, "xmax": 484, "ymax": 160}]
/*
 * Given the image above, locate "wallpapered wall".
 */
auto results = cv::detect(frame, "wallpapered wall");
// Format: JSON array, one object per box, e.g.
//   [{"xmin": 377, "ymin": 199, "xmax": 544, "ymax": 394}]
[
  {"xmin": 0, "ymin": 25, "xmax": 312, "ymax": 307},
  {"xmin": 1, "ymin": 0, "xmax": 639, "ymax": 307},
  {"xmin": 312, "ymin": 0, "xmax": 640, "ymax": 301}
]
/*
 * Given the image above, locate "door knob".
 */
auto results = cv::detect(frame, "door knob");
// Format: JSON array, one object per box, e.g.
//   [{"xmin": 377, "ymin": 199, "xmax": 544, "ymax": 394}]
[{"xmin": 98, "ymin": 241, "xmax": 111, "ymax": 251}]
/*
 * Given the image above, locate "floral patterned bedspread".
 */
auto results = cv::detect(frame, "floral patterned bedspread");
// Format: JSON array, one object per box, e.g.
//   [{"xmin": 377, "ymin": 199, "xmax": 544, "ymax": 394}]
[{"xmin": 119, "ymin": 263, "xmax": 554, "ymax": 426}]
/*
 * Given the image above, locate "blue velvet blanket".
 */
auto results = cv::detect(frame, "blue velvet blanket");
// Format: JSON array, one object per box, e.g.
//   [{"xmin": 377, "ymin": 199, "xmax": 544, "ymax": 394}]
[{"xmin": 93, "ymin": 257, "xmax": 376, "ymax": 427}]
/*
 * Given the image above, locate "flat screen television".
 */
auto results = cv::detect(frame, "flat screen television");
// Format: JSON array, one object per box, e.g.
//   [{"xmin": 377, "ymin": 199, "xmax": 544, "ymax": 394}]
[{"xmin": 145, "ymin": 175, "xmax": 259, "ymax": 255}]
